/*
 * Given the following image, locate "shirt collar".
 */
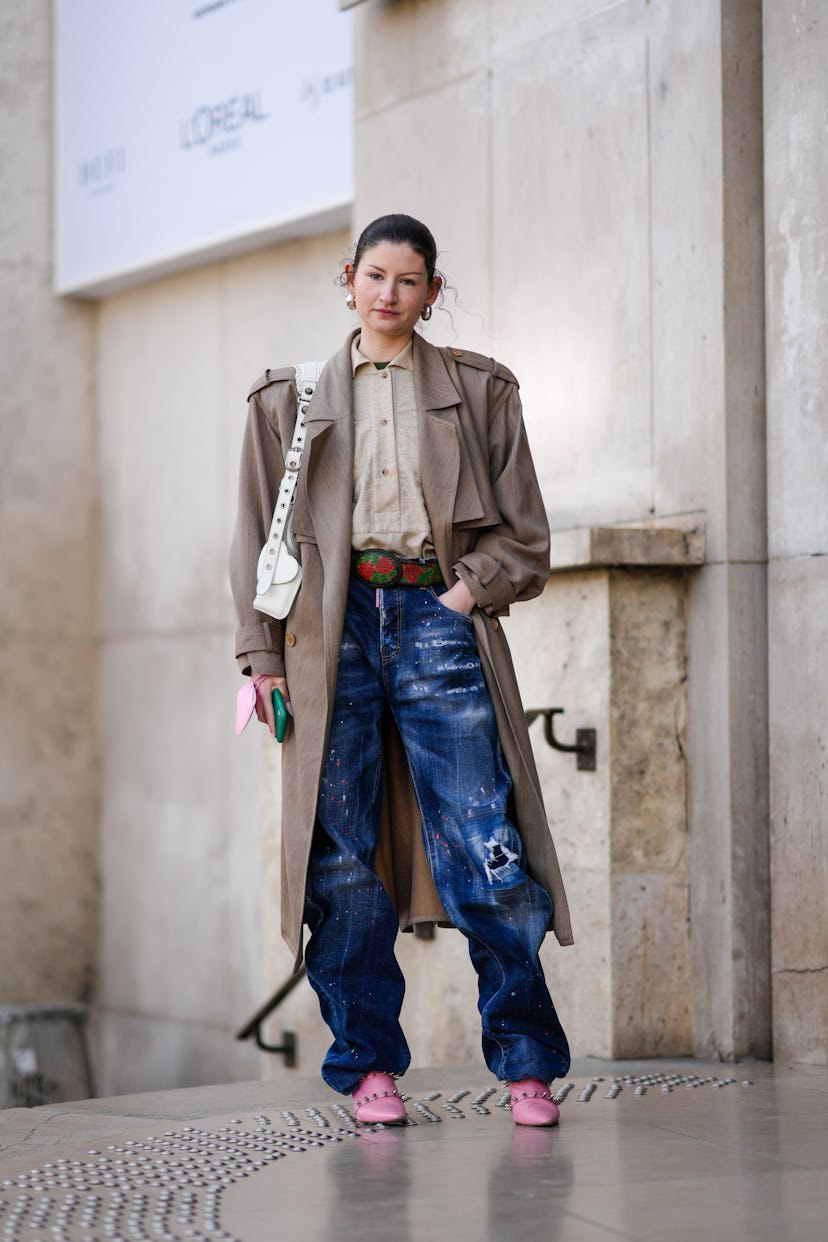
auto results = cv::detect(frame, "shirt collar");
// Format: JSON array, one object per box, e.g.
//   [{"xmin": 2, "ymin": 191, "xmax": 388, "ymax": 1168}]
[{"xmin": 351, "ymin": 334, "xmax": 415, "ymax": 377}]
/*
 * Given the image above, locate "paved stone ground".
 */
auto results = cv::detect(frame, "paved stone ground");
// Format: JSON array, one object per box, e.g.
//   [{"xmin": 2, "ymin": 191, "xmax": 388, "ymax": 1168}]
[{"xmin": 0, "ymin": 1059, "xmax": 825, "ymax": 1241}]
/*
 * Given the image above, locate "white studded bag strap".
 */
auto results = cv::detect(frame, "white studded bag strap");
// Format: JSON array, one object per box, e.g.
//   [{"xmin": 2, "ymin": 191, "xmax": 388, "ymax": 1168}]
[{"xmin": 256, "ymin": 360, "xmax": 325, "ymax": 595}]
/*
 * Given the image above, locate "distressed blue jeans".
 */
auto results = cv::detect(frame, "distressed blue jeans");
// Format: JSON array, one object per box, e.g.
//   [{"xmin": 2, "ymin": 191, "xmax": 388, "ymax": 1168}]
[{"xmin": 303, "ymin": 576, "xmax": 570, "ymax": 1094}]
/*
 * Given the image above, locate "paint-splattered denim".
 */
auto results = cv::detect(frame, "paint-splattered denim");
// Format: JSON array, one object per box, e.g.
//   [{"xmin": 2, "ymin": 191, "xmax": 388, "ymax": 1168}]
[{"xmin": 303, "ymin": 576, "xmax": 570, "ymax": 1095}]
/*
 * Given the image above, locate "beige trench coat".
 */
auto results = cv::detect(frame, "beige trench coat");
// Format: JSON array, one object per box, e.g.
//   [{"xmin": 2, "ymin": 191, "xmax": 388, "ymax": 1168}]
[{"xmin": 229, "ymin": 329, "xmax": 574, "ymax": 969}]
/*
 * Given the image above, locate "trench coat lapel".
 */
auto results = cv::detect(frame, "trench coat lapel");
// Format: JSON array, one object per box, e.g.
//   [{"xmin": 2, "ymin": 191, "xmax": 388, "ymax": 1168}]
[
  {"xmin": 294, "ymin": 337, "xmax": 357, "ymax": 703},
  {"xmin": 413, "ymin": 335, "xmax": 489, "ymax": 572},
  {"xmin": 300, "ymin": 336, "xmax": 355, "ymax": 574}
]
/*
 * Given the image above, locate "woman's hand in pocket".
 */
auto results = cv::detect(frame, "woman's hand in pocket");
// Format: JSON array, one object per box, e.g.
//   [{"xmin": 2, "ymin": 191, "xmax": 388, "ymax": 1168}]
[{"xmin": 437, "ymin": 580, "xmax": 476, "ymax": 616}]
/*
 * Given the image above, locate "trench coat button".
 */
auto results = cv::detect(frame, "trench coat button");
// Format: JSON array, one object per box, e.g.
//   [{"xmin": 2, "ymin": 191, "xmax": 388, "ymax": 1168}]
[
  {"xmin": 490, "ymin": 618, "xmax": 499, "ymax": 630},
  {"xmin": 451, "ymin": 349, "xmax": 463, "ymax": 357},
  {"xmin": 285, "ymin": 632, "xmax": 296, "ymax": 647}
]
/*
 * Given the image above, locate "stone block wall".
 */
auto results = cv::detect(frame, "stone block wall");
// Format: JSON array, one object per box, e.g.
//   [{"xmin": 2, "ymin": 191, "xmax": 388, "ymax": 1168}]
[{"xmin": 0, "ymin": 3, "xmax": 99, "ymax": 1007}]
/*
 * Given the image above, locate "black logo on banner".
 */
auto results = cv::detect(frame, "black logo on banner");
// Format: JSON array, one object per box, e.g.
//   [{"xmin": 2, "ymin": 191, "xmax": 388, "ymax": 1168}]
[{"xmin": 180, "ymin": 91, "xmax": 268, "ymax": 157}]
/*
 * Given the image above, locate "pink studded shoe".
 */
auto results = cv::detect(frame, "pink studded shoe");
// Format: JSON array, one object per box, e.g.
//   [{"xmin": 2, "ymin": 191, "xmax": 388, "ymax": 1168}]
[
  {"xmin": 509, "ymin": 1078, "xmax": 560, "ymax": 1127},
  {"xmin": 352, "ymin": 1072, "xmax": 407, "ymax": 1124}
]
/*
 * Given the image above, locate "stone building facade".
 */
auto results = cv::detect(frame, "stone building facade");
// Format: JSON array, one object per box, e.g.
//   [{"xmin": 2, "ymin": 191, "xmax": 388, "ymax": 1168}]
[{"xmin": 0, "ymin": 0, "xmax": 824, "ymax": 1094}]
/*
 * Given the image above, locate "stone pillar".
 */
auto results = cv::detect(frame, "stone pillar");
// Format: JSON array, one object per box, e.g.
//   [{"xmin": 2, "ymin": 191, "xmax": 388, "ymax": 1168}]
[
  {"xmin": 685, "ymin": 0, "xmax": 772, "ymax": 1061},
  {"xmin": 524, "ymin": 527, "xmax": 703, "ymax": 1058},
  {"xmin": 763, "ymin": 0, "xmax": 828, "ymax": 1065},
  {"xmin": 0, "ymin": 3, "xmax": 99, "ymax": 1003}
]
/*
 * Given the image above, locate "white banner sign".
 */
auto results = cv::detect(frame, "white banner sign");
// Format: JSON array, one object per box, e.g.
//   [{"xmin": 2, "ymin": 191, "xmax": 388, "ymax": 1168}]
[{"xmin": 55, "ymin": 0, "xmax": 353, "ymax": 296}]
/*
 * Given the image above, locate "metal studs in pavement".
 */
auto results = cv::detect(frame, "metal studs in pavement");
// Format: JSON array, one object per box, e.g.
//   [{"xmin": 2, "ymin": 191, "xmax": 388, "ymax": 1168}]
[
  {"xmin": 305, "ymin": 1107, "xmax": 329, "ymax": 1127},
  {"xmin": 412, "ymin": 1101, "xmax": 442, "ymax": 1123},
  {"xmin": 0, "ymin": 1078, "xmax": 759, "ymax": 1240}
]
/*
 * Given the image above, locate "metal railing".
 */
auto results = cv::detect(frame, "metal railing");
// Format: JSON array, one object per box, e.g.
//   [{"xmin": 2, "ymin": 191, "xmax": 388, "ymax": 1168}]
[{"xmin": 235, "ymin": 966, "xmax": 305, "ymax": 1066}]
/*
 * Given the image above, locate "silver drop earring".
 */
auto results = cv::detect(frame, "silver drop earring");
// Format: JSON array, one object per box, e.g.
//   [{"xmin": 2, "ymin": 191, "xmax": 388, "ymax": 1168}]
[
  {"xmin": 420, "ymin": 303, "xmax": 433, "ymax": 321},
  {"xmin": 345, "ymin": 291, "xmax": 356, "ymax": 310}
]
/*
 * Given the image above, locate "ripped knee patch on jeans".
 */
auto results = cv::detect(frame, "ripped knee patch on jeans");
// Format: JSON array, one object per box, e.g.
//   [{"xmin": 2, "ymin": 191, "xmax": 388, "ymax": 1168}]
[{"xmin": 482, "ymin": 835, "xmax": 521, "ymax": 884}]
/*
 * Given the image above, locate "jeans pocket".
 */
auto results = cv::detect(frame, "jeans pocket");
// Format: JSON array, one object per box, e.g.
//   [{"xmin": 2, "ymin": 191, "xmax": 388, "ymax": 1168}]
[{"xmin": 429, "ymin": 587, "xmax": 476, "ymax": 622}]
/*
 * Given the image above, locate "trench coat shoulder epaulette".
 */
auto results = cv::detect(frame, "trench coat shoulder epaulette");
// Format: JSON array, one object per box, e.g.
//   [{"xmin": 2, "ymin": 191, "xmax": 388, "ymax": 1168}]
[
  {"xmin": 441, "ymin": 347, "xmax": 518, "ymax": 387},
  {"xmin": 247, "ymin": 366, "xmax": 296, "ymax": 400}
]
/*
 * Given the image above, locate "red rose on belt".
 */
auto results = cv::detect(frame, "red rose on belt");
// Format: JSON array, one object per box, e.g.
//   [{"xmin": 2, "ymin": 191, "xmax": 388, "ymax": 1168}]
[
  {"xmin": 376, "ymin": 555, "xmax": 395, "ymax": 575},
  {"xmin": 402, "ymin": 563, "xmax": 421, "ymax": 584}
]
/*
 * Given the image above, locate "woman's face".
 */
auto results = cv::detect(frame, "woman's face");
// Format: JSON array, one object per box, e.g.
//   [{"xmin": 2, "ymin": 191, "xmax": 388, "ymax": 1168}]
[{"xmin": 346, "ymin": 241, "xmax": 441, "ymax": 347}]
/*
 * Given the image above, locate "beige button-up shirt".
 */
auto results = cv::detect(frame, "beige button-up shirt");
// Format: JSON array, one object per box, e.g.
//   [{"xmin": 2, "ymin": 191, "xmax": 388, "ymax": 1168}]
[{"xmin": 351, "ymin": 335, "xmax": 435, "ymax": 559}]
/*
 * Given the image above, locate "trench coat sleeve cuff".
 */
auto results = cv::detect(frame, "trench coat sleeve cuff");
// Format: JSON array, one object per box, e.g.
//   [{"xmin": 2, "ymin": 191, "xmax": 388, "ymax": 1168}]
[
  {"xmin": 452, "ymin": 558, "xmax": 514, "ymax": 617},
  {"xmin": 235, "ymin": 622, "xmax": 285, "ymax": 679},
  {"xmin": 238, "ymin": 651, "xmax": 286, "ymax": 678}
]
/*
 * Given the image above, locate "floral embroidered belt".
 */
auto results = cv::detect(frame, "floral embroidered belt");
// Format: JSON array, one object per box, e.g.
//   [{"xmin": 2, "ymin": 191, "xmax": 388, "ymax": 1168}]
[{"xmin": 351, "ymin": 548, "xmax": 444, "ymax": 588}]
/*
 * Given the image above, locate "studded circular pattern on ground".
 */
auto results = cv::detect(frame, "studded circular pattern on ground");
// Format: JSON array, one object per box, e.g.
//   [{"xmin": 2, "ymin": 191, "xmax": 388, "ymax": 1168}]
[{"xmin": 0, "ymin": 1075, "xmax": 753, "ymax": 1241}]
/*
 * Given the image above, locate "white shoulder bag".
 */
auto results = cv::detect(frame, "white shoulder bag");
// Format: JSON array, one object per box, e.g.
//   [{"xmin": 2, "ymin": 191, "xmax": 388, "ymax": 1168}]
[{"xmin": 253, "ymin": 360, "xmax": 325, "ymax": 620}]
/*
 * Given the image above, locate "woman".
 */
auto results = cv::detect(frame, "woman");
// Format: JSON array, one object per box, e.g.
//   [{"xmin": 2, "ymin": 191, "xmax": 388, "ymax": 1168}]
[{"xmin": 230, "ymin": 214, "xmax": 573, "ymax": 1127}]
